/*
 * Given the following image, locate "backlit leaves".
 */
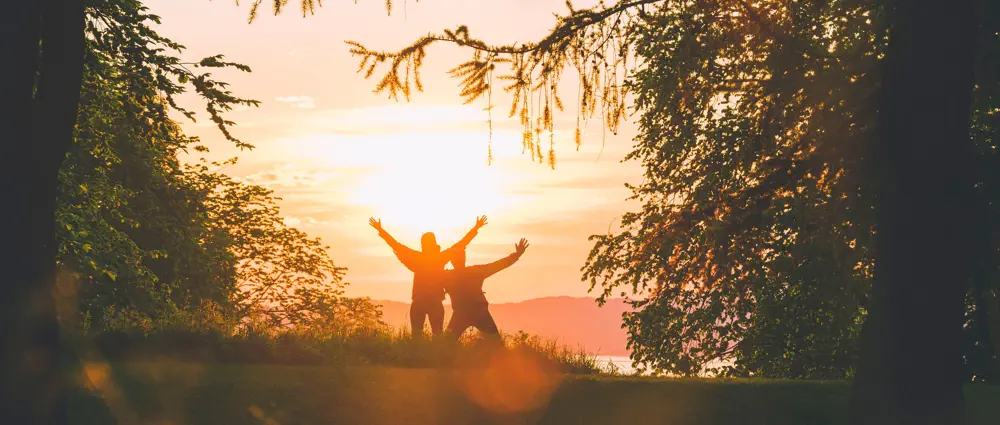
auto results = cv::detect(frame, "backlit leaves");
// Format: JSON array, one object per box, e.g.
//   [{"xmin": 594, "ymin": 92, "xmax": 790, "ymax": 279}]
[
  {"xmin": 581, "ymin": 0, "xmax": 882, "ymax": 377},
  {"xmin": 345, "ymin": 0, "xmax": 656, "ymax": 168},
  {"xmin": 61, "ymin": 0, "xmax": 381, "ymax": 333}
]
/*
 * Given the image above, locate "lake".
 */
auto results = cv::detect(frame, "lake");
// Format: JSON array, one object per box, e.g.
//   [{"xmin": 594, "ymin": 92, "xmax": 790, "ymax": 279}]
[{"xmin": 594, "ymin": 355, "xmax": 638, "ymax": 375}]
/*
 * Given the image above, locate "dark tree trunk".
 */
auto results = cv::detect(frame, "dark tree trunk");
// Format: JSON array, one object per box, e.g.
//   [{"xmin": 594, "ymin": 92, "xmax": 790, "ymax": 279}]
[
  {"xmin": 1, "ymin": 0, "xmax": 85, "ymax": 424},
  {"xmin": 988, "ymin": 291, "xmax": 1000, "ymax": 380},
  {"xmin": 850, "ymin": 1, "xmax": 981, "ymax": 425}
]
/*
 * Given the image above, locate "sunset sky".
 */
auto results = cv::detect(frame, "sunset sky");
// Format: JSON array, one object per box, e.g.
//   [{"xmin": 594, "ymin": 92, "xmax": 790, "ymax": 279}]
[{"xmin": 147, "ymin": 0, "xmax": 641, "ymax": 304}]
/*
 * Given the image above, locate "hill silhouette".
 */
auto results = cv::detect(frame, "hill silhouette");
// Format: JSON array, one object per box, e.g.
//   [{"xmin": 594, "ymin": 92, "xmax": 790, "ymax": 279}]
[{"xmin": 375, "ymin": 296, "xmax": 632, "ymax": 356}]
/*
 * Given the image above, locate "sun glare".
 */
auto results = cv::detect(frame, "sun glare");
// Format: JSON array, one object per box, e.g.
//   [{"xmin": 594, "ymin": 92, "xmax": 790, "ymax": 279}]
[{"xmin": 348, "ymin": 132, "xmax": 512, "ymax": 240}]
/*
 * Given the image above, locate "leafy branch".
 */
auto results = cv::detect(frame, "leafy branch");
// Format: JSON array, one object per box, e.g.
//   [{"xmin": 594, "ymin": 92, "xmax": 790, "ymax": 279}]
[
  {"xmin": 87, "ymin": 2, "xmax": 260, "ymax": 149},
  {"xmin": 240, "ymin": 0, "xmax": 402, "ymax": 23},
  {"xmin": 345, "ymin": 0, "xmax": 662, "ymax": 168}
]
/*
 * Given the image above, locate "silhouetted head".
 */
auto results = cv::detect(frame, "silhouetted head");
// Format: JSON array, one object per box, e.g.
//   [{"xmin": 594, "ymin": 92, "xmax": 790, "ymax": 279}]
[
  {"xmin": 421, "ymin": 232, "xmax": 441, "ymax": 253},
  {"xmin": 451, "ymin": 249, "xmax": 467, "ymax": 269}
]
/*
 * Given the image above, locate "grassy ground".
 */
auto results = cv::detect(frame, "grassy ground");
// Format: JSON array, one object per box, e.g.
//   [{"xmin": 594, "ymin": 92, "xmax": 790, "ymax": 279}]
[
  {"xmin": 69, "ymin": 360, "xmax": 1000, "ymax": 425},
  {"xmin": 78, "ymin": 328, "xmax": 605, "ymax": 375}
]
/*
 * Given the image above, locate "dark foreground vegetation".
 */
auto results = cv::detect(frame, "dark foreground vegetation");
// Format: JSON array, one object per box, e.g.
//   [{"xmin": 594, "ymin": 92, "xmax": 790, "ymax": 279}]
[
  {"xmin": 70, "ymin": 327, "xmax": 603, "ymax": 374},
  {"xmin": 68, "ymin": 362, "xmax": 1000, "ymax": 425}
]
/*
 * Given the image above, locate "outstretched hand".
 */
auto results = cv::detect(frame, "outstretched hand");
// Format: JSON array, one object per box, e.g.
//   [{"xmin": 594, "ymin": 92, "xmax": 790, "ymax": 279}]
[
  {"xmin": 474, "ymin": 215, "xmax": 489, "ymax": 230},
  {"xmin": 514, "ymin": 238, "xmax": 529, "ymax": 255},
  {"xmin": 368, "ymin": 217, "xmax": 383, "ymax": 232}
]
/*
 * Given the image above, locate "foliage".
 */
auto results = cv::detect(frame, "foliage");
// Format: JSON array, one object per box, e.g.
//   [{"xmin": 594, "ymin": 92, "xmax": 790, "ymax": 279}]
[
  {"xmin": 74, "ymin": 308, "xmax": 601, "ymax": 374},
  {"xmin": 183, "ymin": 160, "xmax": 367, "ymax": 331},
  {"xmin": 84, "ymin": 0, "xmax": 1000, "ymax": 381},
  {"xmin": 341, "ymin": 0, "xmax": 882, "ymax": 378},
  {"xmin": 326, "ymin": 0, "xmax": 995, "ymax": 380},
  {"xmin": 581, "ymin": 0, "xmax": 882, "ymax": 378},
  {"xmin": 317, "ymin": 0, "xmax": 1000, "ymax": 379},
  {"xmin": 58, "ymin": 0, "xmax": 381, "ymax": 334},
  {"xmin": 343, "ymin": 0, "xmax": 653, "ymax": 167},
  {"xmin": 239, "ymin": 0, "xmax": 401, "ymax": 24},
  {"xmin": 61, "ymin": 0, "xmax": 253, "ymax": 324},
  {"xmin": 87, "ymin": 0, "xmax": 259, "ymax": 148}
]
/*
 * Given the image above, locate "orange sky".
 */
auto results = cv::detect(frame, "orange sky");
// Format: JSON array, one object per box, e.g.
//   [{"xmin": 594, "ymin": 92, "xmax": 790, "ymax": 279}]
[{"xmin": 147, "ymin": 0, "xmax": 641, "ymax": 303}]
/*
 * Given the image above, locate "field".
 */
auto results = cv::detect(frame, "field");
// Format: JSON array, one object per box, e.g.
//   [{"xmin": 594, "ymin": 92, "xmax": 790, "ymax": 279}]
[{"xmin": 69, "ymin": 360, "xmax": 1000, "ymax": 425}]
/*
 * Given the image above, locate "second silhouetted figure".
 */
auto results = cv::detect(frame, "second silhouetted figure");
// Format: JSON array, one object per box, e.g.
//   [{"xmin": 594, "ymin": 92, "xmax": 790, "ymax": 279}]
[{"xmin": 444, "ymin": 238, "xmax": 529, "ymax": 341}]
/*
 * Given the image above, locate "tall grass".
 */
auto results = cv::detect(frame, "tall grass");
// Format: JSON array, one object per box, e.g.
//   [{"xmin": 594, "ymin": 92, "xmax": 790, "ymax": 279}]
[{"xmin": 70, "ymin": 323, "xmax": 611, "ymax": 375}]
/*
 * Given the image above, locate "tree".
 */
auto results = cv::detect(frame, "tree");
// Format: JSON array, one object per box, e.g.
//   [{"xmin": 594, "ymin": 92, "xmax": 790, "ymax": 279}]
[
  {"xmin": 57, "ymin": 0, "xmax": 380, "ymax": 338},
  {"xmin": 322, "ymin": 0, "xmax": 992, "ymax": 423},
  {"xmin": 336, "ymin": 0, "xmax": 879, "ymax": 375},
  {"xmin": 848, "ymin": 1, "xmax": 981, "ymax": 424},
  {"xmin": 580, "ymin": 0, "xmax": 879, "ymax": 379},
  {"xmin": 3, "ymin": 2, "xmax": 87, "ymax": 424},
  {"xmin": 2, "ymin": 1, "xmax": 257, "ymax": 423},
  {"xmin": 3, "ymin": 0, "xmax": 385, "ymax": 419},
  {"xmin": 184, "ymin": 160, "xmax": 362, "ymax": 332},
  {"xmin": 57, "ymin": 0, "xmax": 258, "ymax": 323}
]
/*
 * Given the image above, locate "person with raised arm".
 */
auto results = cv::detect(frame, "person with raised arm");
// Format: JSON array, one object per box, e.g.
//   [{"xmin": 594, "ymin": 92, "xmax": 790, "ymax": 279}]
[
  {"xmin": 444, "ymin": 238, "xmax": 529, "ymax": 342},
  {"xmin": 368, "ymin": 216, "xmax": 488, "ymax": 337}
]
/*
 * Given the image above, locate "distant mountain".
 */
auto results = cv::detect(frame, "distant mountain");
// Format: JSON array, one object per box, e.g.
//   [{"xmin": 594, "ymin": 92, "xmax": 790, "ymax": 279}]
[{"xmin": 374, "ymin": 296, "xmax": 632, "ymax": 356}]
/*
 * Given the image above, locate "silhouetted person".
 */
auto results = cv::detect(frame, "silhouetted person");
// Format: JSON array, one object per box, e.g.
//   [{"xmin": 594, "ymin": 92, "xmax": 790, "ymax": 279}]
[
  {"xmin": 369, "ymin": 216, "xmax": 488, "ymax": 337},
  {"xmin": 444, "ymin": 238, "xmax": 529, "ymax": 342}
]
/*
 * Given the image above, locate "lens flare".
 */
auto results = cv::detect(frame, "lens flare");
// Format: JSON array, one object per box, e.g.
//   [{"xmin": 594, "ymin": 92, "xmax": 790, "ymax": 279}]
[{"xmin": 453, "ymin": 348, "xmax": 564, "ymax": 414}]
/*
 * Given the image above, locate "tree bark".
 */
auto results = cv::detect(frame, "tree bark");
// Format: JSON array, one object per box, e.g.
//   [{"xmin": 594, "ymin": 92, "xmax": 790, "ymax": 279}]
[
  {"xmin": 849, "ymin": 1, "xmax": 981, "ymax": 425},
  {"xmin": 1, "ymin": 0, "xmax": 85, "ymax": 424},
  {"xmin": 988, "ymin": 291, "xmax": 1000, "ymax": 380}
]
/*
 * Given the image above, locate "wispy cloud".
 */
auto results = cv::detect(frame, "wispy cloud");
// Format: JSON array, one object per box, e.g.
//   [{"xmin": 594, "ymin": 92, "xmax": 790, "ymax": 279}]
[
  {"xmin": 282, "ymin": 216, "xmax": 331, "ymax": 228},
  {"xmin": 242, "ymin": 163, "xmax": 341, "ymax": 189},
  {"xmin": 275, "ymin": 95, "xmax": 315, "ymax": 109}
]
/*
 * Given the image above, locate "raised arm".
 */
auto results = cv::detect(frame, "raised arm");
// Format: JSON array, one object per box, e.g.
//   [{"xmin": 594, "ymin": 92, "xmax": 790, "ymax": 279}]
[
  {"xmin": 470, "ymin": 238, "xmax": 529, "ymax": 279},
  {"xmin": 443, "ymin": 215, "xmax": 488, "ymax": 254},
  {"xmin": 369, "ymin": 218, "xmax": 420, "ymax": 264}
]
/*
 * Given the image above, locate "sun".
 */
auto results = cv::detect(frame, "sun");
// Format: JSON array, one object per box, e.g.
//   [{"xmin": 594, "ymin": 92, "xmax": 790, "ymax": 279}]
[{"xmin": 348, "ymin": 133, "xmax": 511, "ymax": 241}]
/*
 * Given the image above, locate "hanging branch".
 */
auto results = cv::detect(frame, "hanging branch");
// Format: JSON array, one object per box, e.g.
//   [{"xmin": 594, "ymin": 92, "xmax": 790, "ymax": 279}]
[{"xmin": 344, "ymin": 0, "xmax": 665, "ymax": 166}]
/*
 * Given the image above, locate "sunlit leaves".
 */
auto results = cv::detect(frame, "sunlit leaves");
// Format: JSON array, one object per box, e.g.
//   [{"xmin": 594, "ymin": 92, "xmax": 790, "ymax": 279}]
[
  {"xmin": 185, "ymin": 160, "xmax": 358, "ymax": 331},
  {"xmin": 581, "ymin": 0, "xmax": 882, "ymax": 378},
  {"xmin": 242, "ymin": 0, "xmax": 377, "ymax": 23},
  {"xmin": 86, "ymin": 1, "xmax": 259, "ymax": 149},
  {"xmin": 345, "ymin": 0, "xmax": 656, "ymax": 167},
  {"xmin": 60, "ymin": 0, "xmax": 382, "ymax": 334}
]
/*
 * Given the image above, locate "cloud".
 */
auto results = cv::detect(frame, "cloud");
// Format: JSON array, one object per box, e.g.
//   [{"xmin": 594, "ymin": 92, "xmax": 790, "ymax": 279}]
[
  {"xmin": 242, "ymin": 164, "xmax": 342, "ymax": 189},
  {"xmin": 304, "ymin": 217, "xmax": 331, "ymax": 226},
  {"xmin": 282, "ymin": 216, "xmax": 330, "ymax": 228},
  {"xmin": 274, "ymin": 95, "xmax": 315, "ymax": 109}
]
